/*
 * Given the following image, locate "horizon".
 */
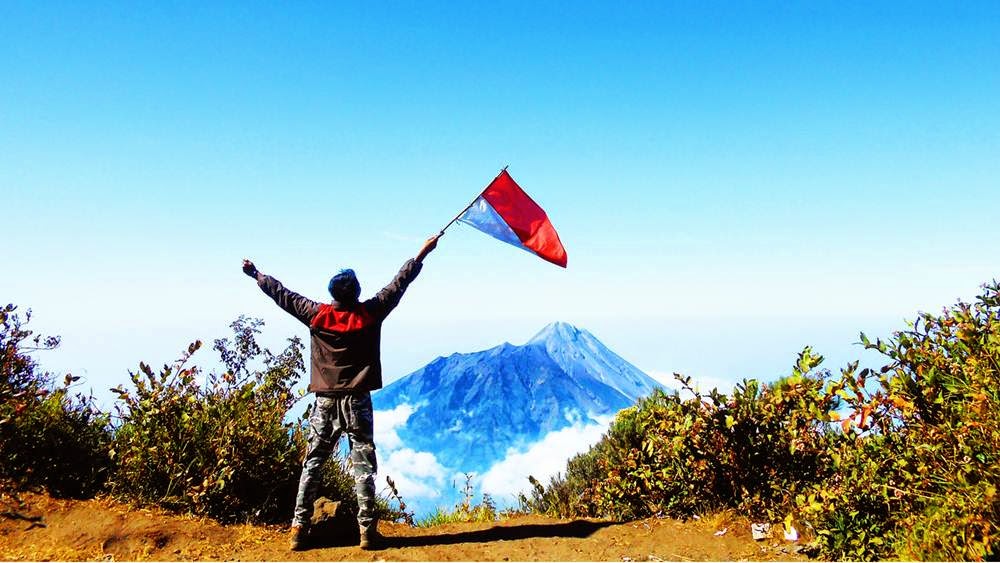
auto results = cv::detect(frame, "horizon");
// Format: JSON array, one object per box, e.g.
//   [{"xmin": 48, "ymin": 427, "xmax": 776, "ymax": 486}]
[{"xmin": 13, "ymin": 311, "xmax": 908, "ymax": 409}]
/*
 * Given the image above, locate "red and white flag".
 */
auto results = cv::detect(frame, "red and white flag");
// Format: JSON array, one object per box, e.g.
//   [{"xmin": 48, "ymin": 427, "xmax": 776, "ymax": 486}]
[{"xmin": 457, "ymin": 170, "xmax": 568, "ymax": 268}]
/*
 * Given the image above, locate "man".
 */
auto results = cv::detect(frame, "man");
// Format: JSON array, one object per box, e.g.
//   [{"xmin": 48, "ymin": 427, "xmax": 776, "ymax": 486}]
[{"xmin": 241, "ymin": 234, "xmax": 439, "ymax": 551}]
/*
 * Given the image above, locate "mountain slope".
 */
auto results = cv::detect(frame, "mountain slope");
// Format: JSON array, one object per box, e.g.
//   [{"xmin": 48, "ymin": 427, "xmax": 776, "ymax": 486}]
[{"xmin": 372, "ymin": 322, "xmax": 660, "ymax": 473}]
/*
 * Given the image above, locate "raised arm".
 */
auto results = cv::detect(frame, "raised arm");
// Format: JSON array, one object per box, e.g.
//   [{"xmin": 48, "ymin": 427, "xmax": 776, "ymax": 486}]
[
  {"xmin": 415, "ymin": 233, "xmax": 440, "ymax": 264},
  {"xmin": 369, "ymin": 234, "xmax": 440, "ymax": 318},
  {"xmin": 243, "ymin": 259, "xmax": 320, "ymax": 326}
]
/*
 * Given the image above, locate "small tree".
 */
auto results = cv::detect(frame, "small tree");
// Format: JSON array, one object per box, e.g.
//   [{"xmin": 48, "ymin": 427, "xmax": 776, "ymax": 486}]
[
  {"xmin": 0, "ymin": 304, "xmax": 112, "ymax": 498},
  {"xmin": 109, "ymin": 316, "xmax": 315, "ymax": 522}
]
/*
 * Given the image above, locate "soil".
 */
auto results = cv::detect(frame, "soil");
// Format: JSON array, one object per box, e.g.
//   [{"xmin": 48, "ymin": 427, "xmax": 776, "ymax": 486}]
[{"xmin": 1, "ymin": 490, "xmax": 811, "ymax": 561}]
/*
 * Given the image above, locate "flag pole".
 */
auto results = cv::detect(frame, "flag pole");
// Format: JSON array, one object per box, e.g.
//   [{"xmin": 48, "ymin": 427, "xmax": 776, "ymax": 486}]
[{"xmin": 438, "ymin": 165, "xmax": 508, "ymax": 235}]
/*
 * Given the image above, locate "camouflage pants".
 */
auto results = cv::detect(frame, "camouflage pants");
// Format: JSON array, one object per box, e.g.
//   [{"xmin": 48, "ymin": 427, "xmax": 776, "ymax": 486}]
[{"xmin": 293, "ymin": 392, "xmax": 377, "ymax": 533}]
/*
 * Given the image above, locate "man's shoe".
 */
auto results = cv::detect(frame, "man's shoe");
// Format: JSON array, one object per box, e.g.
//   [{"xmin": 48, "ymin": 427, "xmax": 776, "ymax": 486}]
[
  {"xmin": 359, "ymin": 527, "xmax": 385, "ymax": 550},
  {"xmin": 289, "ymin": 524, "xmax": 309, "ymax": 551}
]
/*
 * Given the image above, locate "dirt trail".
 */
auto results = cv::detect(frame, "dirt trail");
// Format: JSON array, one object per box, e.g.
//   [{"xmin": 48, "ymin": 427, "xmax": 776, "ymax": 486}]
[{"xmin": 1, "ymin": 491, "xmax": 809, "ymax": 561}]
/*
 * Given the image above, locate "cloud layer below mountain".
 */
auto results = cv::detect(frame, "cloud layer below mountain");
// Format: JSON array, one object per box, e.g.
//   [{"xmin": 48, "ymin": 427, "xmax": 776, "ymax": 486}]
[
  {"xmin": 479, "ymin": 414, "xmax": 614, "ymax": 501},
  {"xmin": 375, "ymin": 402, "xmax": 613, "ymax": 514}
]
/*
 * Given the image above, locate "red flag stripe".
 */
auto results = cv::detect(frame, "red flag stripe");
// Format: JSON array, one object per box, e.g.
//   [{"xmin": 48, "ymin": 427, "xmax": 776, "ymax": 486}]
[{"xmin": 480, "ymin": 170, "xmax": 567, "ymax": 268}]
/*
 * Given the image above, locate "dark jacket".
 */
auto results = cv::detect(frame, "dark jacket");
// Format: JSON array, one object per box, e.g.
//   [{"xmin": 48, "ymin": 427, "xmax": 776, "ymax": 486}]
[{"xmin": 256, "ymin": 259, "xmax": 423, "ymax": 394}]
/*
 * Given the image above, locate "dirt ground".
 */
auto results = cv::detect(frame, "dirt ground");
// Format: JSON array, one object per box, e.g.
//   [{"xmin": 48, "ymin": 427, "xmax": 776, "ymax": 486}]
[{"xmin": 1, "ymin": 490, "xmax": 811, "ymax": 561}]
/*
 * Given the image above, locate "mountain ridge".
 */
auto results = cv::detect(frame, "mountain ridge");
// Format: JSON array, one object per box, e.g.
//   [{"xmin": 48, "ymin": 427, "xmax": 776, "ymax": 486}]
[{"xmin": 372, "ymin": 322, "xmax": 661, "ymax": 473}]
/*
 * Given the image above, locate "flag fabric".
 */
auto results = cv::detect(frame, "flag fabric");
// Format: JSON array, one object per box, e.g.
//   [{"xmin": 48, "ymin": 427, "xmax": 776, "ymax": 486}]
[{"xmin": 458, "ymin": 170, "xmax": 568, "ymax": 268}]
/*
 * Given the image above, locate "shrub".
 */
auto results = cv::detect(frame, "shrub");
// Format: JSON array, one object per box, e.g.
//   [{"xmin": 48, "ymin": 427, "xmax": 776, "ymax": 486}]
[
  {"xmin": 0, "ymin": 304, "xmax": 112, "ymax": 498},
  {"xmin": 533, "ymin": 347, "xmax": 839, "ymax": 522},
  {"xmin": 801, "ymin": 280, "xmax": 1000, "ymax": 560},
  {"xmin": 518, "ymin": 432, "xmax": 613, "ymax": 517},
  {"xmin": 108, "ymin": 316, "xmax": 345, "ymax": 523},
  {"xmin": 0, "ymin": 308, "xmax": 446, "ymax": 527},
  {"xmin": 532, "ymin": 279, "xmax": 1000, "ymax": 561}
]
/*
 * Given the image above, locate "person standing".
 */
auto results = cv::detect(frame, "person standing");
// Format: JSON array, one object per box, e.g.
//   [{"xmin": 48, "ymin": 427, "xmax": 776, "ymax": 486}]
[{"xmin": 241, "ymin": 234, "xmax": 439, "ymax": 550}]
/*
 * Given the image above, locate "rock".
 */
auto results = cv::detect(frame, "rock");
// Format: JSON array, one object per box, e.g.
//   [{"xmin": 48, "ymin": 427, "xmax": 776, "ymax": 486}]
[
  {"xmin": 751, "ymin": 523, "xmax": 770, "ymax": 541},
  {"xmin": 311, "ymin": 497, "xmax": 343, "ymax": 524},
  {"xmin": 308, "ymin": 497, "xmax": 358, "ymax": 547}
]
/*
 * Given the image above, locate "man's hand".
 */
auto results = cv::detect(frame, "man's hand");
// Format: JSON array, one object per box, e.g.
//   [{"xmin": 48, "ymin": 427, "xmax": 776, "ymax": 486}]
[
  {"xmin": 242, "ymin": 259, "xmax": 259, "ymax": 279},
  {"xmin": 415, "ymin": 234, "xmax": 441, "ymax": 263}
]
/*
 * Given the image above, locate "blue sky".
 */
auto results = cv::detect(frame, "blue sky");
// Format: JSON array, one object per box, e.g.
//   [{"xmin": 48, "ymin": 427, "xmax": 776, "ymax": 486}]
[{"xmin": 4, "ymin": 2, "xmax": 999, "ymax": 409}]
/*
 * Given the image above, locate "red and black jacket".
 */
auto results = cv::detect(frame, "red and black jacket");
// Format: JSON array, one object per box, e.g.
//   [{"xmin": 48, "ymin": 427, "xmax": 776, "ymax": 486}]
[{"xmin": 256, "ymin": 259, "xmax": 423, "ymax": 394}]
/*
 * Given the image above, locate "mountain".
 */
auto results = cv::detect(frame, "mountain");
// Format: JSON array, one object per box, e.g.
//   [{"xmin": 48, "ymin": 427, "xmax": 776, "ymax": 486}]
[{"xmin": 372, "ymin": 322, "xmax": 661, "ymax": 473}]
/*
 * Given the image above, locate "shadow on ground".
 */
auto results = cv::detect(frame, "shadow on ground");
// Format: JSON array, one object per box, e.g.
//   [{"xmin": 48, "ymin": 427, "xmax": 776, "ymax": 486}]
[
  {"xmin": 307, "ymin": 520, "xmax": 615, "ymax": 550},
  {"xmin": 385, "ymin": 520, "xmax": 616, "ymax": 548},
  {"xmin": 303, "ymin": 497, "xmax": 617, "ymax": 550}
]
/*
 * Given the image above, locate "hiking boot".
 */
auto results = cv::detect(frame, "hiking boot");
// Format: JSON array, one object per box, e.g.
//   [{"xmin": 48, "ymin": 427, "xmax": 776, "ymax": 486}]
[
  {"xmin": 289, "ymin": 524, "xmax": 309, "ymax": 551},
  {"xmin": 359, "ymin": 526, "xmax": 385, "ymax": 550}
]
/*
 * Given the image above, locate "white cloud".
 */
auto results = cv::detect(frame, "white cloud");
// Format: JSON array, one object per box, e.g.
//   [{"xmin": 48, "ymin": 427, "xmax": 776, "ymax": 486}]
[
  {"xmin": 372, "ymin": 403, "xmax": 453, "ymax": 508},
  {"xmin": 379, "ymin": 447, "xmax": 447, "ymax": 499},
  {"xmin": 479, "ymin": 415, "xmax": 614, "ymax": 501},
  {"xmin": 388, "ymin": 448, "xmax": 446, "ymax": 480},
  {"xmin": 563, "ymin": 407, "xmax": 584, "ymax": 425},
  {"xmin": 374, "ymin": 403, "xmax": 416, "ymax": 451}
]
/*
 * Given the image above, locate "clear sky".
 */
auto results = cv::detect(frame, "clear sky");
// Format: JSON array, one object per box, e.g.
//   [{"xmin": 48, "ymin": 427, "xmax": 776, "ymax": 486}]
[{"xmin": 4, "ymin": 2, "xmax": 999, "ymax": 408}]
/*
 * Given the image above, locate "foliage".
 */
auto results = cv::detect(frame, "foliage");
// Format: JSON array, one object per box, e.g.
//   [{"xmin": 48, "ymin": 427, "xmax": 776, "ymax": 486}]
[
  {"xmin": 531, "ymin": 280, "xmax": 1000, "ymax": 560},
  {"xmin": 108, "ymin": 316, "xmax": 334, "ymax": 523},
  {"xmin": 418, "ymin": 473, "xmax": 498, "ymax": 527},
  {"xmin": 382, "ymin": 475, "xmax": 416, "ymax": 525},
  {"xmin": 0, "ymin": 304, "xmax": 112, "ymax": 498},
  {"xmin": 801, "ymin": 280, "xmax": 1000, "ymax": 560},
  {"xmin": 529, "ymin": 347, "xmax": 838, "ymax": 522},
  {"xmin": 2, "ymin": 308, "xmax": 425, "ymax": 526},
  {"xmin": 518, "ymin": 440, "xmax": 611, "ymax": 518}
]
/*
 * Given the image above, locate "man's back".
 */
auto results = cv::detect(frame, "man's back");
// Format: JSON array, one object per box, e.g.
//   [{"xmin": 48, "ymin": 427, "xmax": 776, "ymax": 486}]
[
  {"xmin": 243, "ymin": 233, "xmax": 440, "ymax": 551},
  {"xmin": 253, "ymin": 257, "xmax": 424, "ymax": 393}
]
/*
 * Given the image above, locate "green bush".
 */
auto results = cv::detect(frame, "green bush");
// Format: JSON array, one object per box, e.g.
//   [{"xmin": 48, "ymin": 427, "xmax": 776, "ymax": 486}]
[
  {"xmin": 801, "ymin": 281, "xmax": 1000, "ymax": 560},
  {"xmin": 532, "ymin": 280, "xmax": 1000, "ymax": 561},
  {"xmin": 796, "ymin": 431, "xmax": 898, "ymax": 560},
  {"xmin": 517, "ymin": 445, "xmax": 608, "ymax": 518},
  {"xmin": 530, "ymin": 348, "xmax": 839, "ymax": 522},
  {"xmin": 0, "ymin": 304, "xmax": 112, "ymax": 498},
  {"xmin": 2, "ymin": 308, "xmax": 404, "ymax": 526},
  {"xmin": 605, "ymin": 350, "xmax": 838, "ymax": 521},
  {"xmin": 108, "ymin": 316, "xmax": 346, "ymax": 523}
]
